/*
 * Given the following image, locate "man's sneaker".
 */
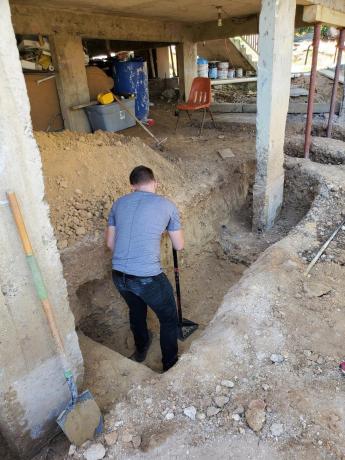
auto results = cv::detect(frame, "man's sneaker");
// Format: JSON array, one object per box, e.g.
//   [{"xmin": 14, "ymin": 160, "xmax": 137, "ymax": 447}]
[
  {"xmin": 339, "ymin": 361, "xmax": 345, "ymax": 374},
  {"xmin": 130, "ymin": 332, "xmax": 152, "ymax": 363}
]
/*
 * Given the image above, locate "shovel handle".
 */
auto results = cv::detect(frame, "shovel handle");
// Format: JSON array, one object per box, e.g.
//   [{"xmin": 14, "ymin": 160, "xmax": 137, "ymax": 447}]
[
  {"xmin": 7, "ymin": 192, "xmax": 33, "ymax": 255},
  {"xmin": 7, "ymin": 192, "xmax": 66, "ymax": 359},
  {"xmin": 173, "ymin": 248, "xmax": 183, "ymax": 324},
  {"xmin": 113, "ymin": 94, "xmax": 161, "ymax": 144}
]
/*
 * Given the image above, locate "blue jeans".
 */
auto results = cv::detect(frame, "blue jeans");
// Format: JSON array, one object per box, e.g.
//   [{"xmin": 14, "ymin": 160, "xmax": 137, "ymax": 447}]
[{"xmin": 112, "ymin": 271, "xmax": 179, "ymax": 371}]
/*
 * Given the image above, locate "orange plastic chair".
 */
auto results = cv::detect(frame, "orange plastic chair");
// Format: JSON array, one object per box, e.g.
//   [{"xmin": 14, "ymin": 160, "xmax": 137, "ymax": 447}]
[{"xmin": 175, "ymin": 77, "xmax": 216, "ymax": 135}]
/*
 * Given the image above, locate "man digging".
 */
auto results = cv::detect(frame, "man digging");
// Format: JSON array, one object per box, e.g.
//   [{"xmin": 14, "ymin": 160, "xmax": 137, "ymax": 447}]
[{"xmin": 106, "ymin": 165, "xmax": 184, "ymax": 372}]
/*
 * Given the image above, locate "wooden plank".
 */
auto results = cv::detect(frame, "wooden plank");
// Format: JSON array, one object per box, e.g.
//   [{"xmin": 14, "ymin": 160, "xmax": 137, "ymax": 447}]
[{"xmin": 303, "ymin": 5, "xmax": 345, "ymax": 28}]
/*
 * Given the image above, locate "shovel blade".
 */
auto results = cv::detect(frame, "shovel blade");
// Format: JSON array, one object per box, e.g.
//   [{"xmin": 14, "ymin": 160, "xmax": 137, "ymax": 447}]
[
  {"xmin": 57, "ymin": 390, "xmax": 103, "ymax": 446},
  {"xmin": 178, "ymin": 318, "xmax": 199, "ymax": 341}
]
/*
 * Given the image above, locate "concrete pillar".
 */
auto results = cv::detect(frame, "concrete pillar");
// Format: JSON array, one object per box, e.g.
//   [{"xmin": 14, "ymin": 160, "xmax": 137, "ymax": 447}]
[
  {"xmin": 0, "ymin": 2, "xmax": 83, "ymax": 457},
  {"xmin": 253, "ymin": 0, "xmax": 296, "ymax": 231},
  {"xmin": 50, "ymin": 32, "xmax": 91, "ymax": 132},
  {"xmin": 176, "ymin": 41, "xmax": 197, "ymax": 100},
  {"xmin": 156, "ymin": 46, "xmax": 171, "ymax": 79}
]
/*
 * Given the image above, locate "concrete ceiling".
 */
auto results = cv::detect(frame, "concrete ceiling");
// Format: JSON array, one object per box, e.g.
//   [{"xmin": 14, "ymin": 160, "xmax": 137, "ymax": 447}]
[{"xmin": 11, "ymin": 0, "xmax": 262, "ymax": 23}]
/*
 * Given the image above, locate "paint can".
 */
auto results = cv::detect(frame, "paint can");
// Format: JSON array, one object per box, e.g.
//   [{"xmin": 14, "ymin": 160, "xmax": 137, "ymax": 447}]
[
  {"xmin": 217, "ymin": 62, "xmax": 229, "ymax": 80},
  {"xmin": 208, "ymin": 61, "xmax": 218, "ymax": 79},
  {"xmin": 197, "ymin": 57, "xmax": 209, "ymax": 77},
  {"xmin": 235, "ymin": 68, "xmax": 243, "ymax": 78},
  {"xmin": 228, "ymin": 69, "xmax": 235, "ymax": 79}
]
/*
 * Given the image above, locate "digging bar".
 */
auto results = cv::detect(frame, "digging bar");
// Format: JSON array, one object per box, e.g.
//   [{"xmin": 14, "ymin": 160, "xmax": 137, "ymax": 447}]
[
  {"xmin": 113, "ymin": 94, "xmax": 167, "ymax": 148},
  {"xmin": 305, "ymin": 218, "xmax": 345, "ymax": 276},
  {"xmin": 7, "ymin": 192, "xmax": 103, "ymax": 446},
  {"xmin": 172, "ymin": 248, "xmax": 199, "ymax": 341}
]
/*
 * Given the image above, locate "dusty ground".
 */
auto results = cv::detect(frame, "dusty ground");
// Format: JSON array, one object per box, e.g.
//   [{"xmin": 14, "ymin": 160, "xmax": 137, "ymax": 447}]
[
  {"xmin": 4, "ymin": 103, "xmax": 345, "ymax": 460},
  {"xmin": 69, "ymin": 135, "xmax": 345, "ymax": 460}
]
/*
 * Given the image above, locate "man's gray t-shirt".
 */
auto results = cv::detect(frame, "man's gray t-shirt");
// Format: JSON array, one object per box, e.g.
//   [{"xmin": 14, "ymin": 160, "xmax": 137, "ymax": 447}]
[{"xmin": 108, "ymin": 191, "xmax": 181, "ymax": 276}]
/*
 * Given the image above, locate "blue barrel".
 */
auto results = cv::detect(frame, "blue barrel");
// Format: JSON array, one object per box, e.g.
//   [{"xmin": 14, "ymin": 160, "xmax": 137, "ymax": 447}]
[{"xmin": 112, "ymin": 60, "xmax": 149, "ymax": 121}]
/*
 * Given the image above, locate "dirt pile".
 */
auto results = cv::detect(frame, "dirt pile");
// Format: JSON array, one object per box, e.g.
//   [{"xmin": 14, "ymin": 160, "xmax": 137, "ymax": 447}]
[
  {"xmin": 36, "ymin": 131, "xmax": 185, "ymax": 248},
  {"xmin": 65, "ymin": 136, "xmax": 345, "ymax": 460}
]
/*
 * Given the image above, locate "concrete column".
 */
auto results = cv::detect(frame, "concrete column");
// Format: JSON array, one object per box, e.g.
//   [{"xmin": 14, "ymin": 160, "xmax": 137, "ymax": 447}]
[
  {"xmin": 0, "ymin": 2, "xmax": 83, "ymax": 457},
  {"xmin": 156, "ymin": 46, "xmax": 171, "ymax": 79},
  {"xmin": 253, "ymin": 0, "xmax": 296, "ymax": 231},
  {"xmin": 176, "ymin": 41, "xmax": 197, "ymax": 100},
  {"xmin": 50, "ymin": 32, "xmax": 91, "ymax": 132}
]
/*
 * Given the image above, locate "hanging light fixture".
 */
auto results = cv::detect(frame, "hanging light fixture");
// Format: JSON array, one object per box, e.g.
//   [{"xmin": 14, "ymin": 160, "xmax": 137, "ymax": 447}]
[{"xmin": 217, "ymin": 6, "xmax": 222, "ymax": 27}]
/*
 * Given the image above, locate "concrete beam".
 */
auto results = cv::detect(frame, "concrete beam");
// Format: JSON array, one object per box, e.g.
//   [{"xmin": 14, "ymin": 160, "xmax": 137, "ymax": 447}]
[
  {"xmin": 0, "ymin": 2, "xmax": 83, "ymax": 457},
  {"xmin": 176, "ymin": 41, "xmax": 197, "ymax": 100},
  {"xmin": 193, "ymin": 6, "xmax": 307, "ymax": 42},
  {"xmin": 50, "ymin": 33, "xmax": 91, "ymax": 132},
  {"xmin": 253, "ymin": 0, "xmax": 296, "ymax": 231},
  {"xmin": 192, "ymin": 15, "xmax": 259, "ymax": 42},
  {"xmin": 303, "ymin": 4, "xmax": 345, "ymax": 27},
  {"xmin": 10, "ymin": 5, "xmax": 192, "ymax": 42}
]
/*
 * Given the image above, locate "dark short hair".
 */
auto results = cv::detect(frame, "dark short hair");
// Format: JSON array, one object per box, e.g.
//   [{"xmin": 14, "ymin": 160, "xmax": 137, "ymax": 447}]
[{"xmin": 129, "ymin": 165, "xmax": 155, "ymax": 185}]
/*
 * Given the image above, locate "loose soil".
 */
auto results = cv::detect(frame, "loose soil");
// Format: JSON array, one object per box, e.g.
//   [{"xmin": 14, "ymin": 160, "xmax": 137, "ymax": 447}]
[{"xmin": 6, "ymin": 104, "xmax": 345, "ymax": 460}]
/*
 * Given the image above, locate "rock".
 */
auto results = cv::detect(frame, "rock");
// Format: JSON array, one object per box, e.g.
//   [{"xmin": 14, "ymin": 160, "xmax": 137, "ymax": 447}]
[
  {"xmin": 245, "ymin": 399, "xmax": 266, "ymax": 432},
  {"xmin": 303, "ymin": 281, "xmax": 331, "ymax": 298},
  {"xmin": 83, "ymin": 443, "xmax": 106, "ymax": 460},
  {"xmin": 218, "ymin": 135, "xmax": 225, "ymax": 139},
  {"xmin": 218, "ymin": 148, "xmax": 235, "ymax": 159},
  {"xmin": 221, "ymin": 380, "xmax": 235, "ymax": 388},
  {"xmin": 165, "ymin": 411, "xmax": 174, "ymax": 420},
  {"xmin": 60, "ymin": 180, "xmax": 68, "ymax": 188},
  {"xmin": 262, "ymin": 384, "xmax": 270, "ymax": 391},
  {"xmin": 132, "ymin": 435, "xmax": 141, "ymax": 449},
  {"xmin": 114, "ymin": 421, "xmax": 123, "ymax": 427},
  {"xmin": 183, "ymin": 406, "xmax": 197, "ymax": 420},
  {"xmin": 215, "ymin": 385, "xmax": 222, "ymax": 394},
  {"xmin": 233, "ymin": 405, "xmax": 245, "ymax": 415},
  {"xmin": 75, "ymin": 188, "xmax": 83, "ymax": 195},
  {"xmin": 270, "ymin": 354, "xmax": 285, "ymax": 364},
  {"xmin": 214, "ymin": 396, "xmax": 230, "ymax": 408},
  {"xmin": 68, "ymin": 445, "xmax": 76, "ymax": 456},
  {"xmin": 122, "ymin": 431, "xmax": 133, "ymax": 443},
  {"xmin": 239, "ymin": 427, "xmax": 245, "ymax": 435},
  {"xmin": 232, "ymin": 414, "xmax": 241, "ymax": 422},
  {"xmin": 58, "ymin": 239, "xmax": 68, "ymax": 250},
  {"xmin": 76, "ymin": 226, "xmax": 86, "ymax": 236},
  {"xmin": 104, "ymin": 431, "xmax": 118, "ymax": 446},
  {"xmin": 206, "ymin": 406, "xmax": 221, "ymax": 417},
  {"xmin": 270, "ymin": 423, "xmax": 284, "ymax": 437},
  {"xmin": 197, "ymin": 412, "xmax": 206, "ymax": 421}
]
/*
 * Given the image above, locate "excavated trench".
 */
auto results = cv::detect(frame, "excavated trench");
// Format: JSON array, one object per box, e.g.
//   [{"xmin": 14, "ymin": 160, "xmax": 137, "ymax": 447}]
[{"xmin": 69, "ymin": 152, "xmax": 316, "ymax": 374}]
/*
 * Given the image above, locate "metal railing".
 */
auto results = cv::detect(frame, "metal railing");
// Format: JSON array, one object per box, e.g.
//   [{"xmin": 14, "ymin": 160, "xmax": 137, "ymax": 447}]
[{"xmin": 242, "ymin": 34, "xmax": 259, "ymax": 54}]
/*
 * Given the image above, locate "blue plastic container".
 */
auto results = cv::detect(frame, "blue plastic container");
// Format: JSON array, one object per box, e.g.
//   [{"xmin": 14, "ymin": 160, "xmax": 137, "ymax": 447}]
[
  {"xmin": 112, "ymin": 60, "xmax": 149, "ymax": 121},
  {"xmin": 208, "ymin": 63, "xmax": 218, "ymax": 79}
]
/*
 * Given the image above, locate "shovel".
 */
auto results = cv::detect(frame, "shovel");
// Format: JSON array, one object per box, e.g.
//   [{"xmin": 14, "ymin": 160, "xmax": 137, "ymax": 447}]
[
  {"xmin": 172, "ymin": 248, "xmax": 199, "ymax": 341},
  {"xmin": 113, "ymin": 94, "xmax": 167, "ymax": 149},
  {"xmin": 7, "ymin": 192, "xmax": 103, "ymax": 446}
]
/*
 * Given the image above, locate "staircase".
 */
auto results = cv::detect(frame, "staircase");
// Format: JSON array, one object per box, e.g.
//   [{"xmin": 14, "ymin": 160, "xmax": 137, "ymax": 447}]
[{"xmin": 229, "ymin": 35, "xmax": 259, "ymax": 71}]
